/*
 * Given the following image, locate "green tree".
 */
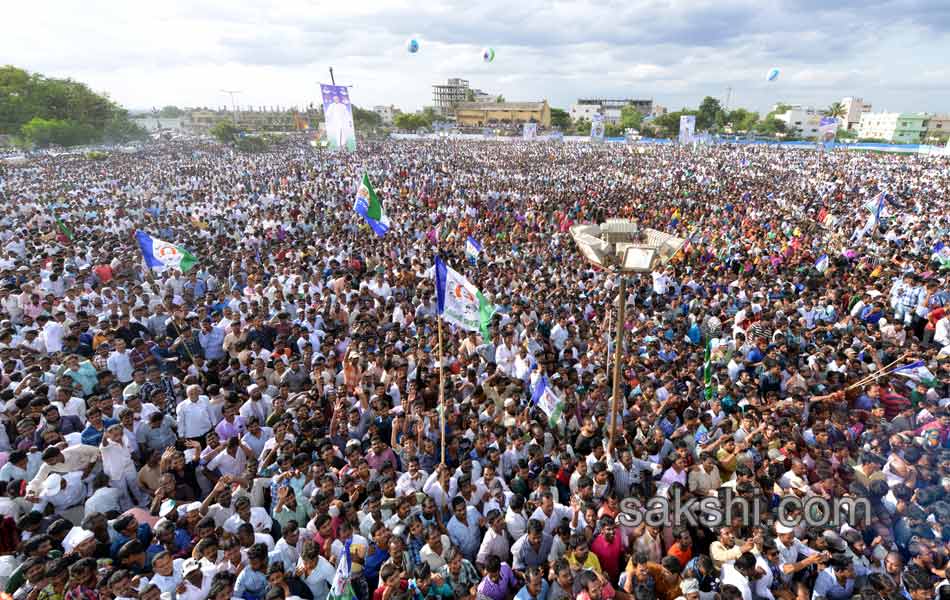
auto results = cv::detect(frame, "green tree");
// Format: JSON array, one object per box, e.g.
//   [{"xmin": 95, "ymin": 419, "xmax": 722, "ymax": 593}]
[
  {"xmin": 0, "ymin": 65, "xmax": 144, "ymax": 146},
  {"xmin": 604, "ymin": 122, "xmax": 624, "ymax": 137},
  {"xmin": 620, "ymin": 105, "xmax": 643, "ymax": 130},
  {"xmin": 158, "ymin": 105, "xmax": 184, "ymax": 118},
  {"xmin": 696, "ymin": 96, "xmax": 725, "ymax": 132},
  {"xmin": 19, "ymin": 117, "xmax": 97, "ymax": 147},
  {"xmin": 464, "ymin": 89, "xmax": 476, "ymax": 102},
  {"xmin": 102, "ymin": 109, "xmax": 149, "ymax": 143},
  {"xmin": 550, "ymin": 108, "xmax": 570, "ymax": 130},
  {"xmin": 573, "ymin": 117, "xmax": 591, "ymax": 135},
  {"xmin": 210, "ymin": 120, "xmax": 241, "ymax": 144},
  {"xmin": 495, "ymin": 95, "xmax": 505, "ymax": 103},
  {"xmin": 826, "ymin": 102, "xmax": 846, "ymax": 119},
  {"xmin": 652, "ymin": 110, "xmax": 697, "ymax": 138},
  {"xmin": 836, "ymin": 128, "xmax": 858, "ymax": 140},
  {"xmin": 352, "ymin": 106, "xmax": 382, "ymax": 130},
  {"xmin": 235, "ymin": 135, "xmax": 267, "ymax": 153},
  {"xmin": 754, "ymin": 115, "xmax": 787, "ymax": 136},
  {"xmin": 727, "ymin": 108, "xmax": 759, "ymax": 133}
]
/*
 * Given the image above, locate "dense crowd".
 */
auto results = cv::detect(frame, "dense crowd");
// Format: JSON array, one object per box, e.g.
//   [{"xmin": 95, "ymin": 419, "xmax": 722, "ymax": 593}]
[{"xmin": 0, "ymin": 137, "xmax": 948, "ymax": 600}]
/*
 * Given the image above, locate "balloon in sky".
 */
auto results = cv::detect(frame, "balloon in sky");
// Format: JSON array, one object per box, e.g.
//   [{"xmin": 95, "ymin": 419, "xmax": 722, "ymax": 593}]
[
  {"xmin": 482, "ymin": 47, "xmax": 495, "ymax": 63},
  {"xmin": 766, "ymin": 67, "xmax": 780, "ymax": 82},
  {"xmin": 406, "ymin": 38, "xmax": 419, "ymax": 53}
]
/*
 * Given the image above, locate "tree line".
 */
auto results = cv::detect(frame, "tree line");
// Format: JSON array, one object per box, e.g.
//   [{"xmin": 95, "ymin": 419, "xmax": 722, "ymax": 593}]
[{"xmin": 0, "ymin": 65, "xmax": 148, "ymax": 148}]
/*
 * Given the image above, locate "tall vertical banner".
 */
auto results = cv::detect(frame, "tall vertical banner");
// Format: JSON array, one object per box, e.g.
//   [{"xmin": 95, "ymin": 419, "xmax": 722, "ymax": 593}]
[
  {"xmin": 522, "ymin": 122, "xmax": 537, "ymax": 140},
  {"xmin": 320, "ymin": 84, "xmax": 357, "ymax": 152},
  {"xmin": 590, "ymin": 114, "xmax": 606, "ymax": 142},
  {"xmin": 818, "ymin": 117, "xmax": 838, "ymax": 150},
  {"xmin": 678, "ymin": 115, "xmax": 696, "ymax": 145}
]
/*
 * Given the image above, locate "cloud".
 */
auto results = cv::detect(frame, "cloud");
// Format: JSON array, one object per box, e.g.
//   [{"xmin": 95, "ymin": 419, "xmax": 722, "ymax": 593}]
[{"xmin": 0, "ymin": 0, "xmax": 947, "ymax": 114}]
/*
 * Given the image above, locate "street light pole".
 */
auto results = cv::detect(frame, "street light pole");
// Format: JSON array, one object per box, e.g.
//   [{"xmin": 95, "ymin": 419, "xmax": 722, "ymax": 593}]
[{"xmin": 608, "ymin": 275, "xmax": 626, "ymax": 453}]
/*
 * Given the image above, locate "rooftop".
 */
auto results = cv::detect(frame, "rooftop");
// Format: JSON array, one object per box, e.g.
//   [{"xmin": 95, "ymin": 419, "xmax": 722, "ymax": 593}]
[{"xmin": 455, "ymin": 101, "xmax": 547, "ymax": 111}]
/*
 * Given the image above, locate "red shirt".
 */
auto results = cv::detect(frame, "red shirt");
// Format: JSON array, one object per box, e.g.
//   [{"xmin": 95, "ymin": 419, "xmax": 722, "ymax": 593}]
[{"xmin": 591, "ymin": 532, "xmax": 625, "ymax": 583}]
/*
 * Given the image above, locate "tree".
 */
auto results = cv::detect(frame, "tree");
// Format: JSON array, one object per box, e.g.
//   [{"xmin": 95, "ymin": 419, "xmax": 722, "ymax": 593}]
[
  {"xmin": 352, "ymin": 106, "xmax": 382, "ymax": 130},
  {"xmin": 495, "ymin": 95, "xmax": 505, "ymax": 103},
  {"xmin": 754, "ymin": 115, "xmax": 787, "ymax": 136},
  {"xmin": 550, "ymin": 108, "xmax": 571, "ymax": 130},
  {"xmin": 573, "ymin": 117, "xmax": 591, "ymax": 135},
  {"xmin": 0, "ymin": 65, "xmax": 144, "ymax": 146},
  {"xmin": 235, "ymin": 135, "xmax": 267, "ymax": 153},
  {"xmin": 826, "ymin": 102, "xmax": 846, "ymax": 119},
  {"xmin": 604, "ymin": 122, "xmax": 624, "ymax": 137},
  {"xmin": 836, "ymin": 128, "xmax": 857, "ymax": 140},
  {"xmin": 19, "ymin": 117, "xmax": 97, "ymax": 147},
  {"xmin": 652, "ymin": 111, "xmax": 696, "ymax": 138},
  {"xmin": 620, "ymin": 105, "xmax": 643, "ymax": 131},
  {"xmin": 158, "ymin": 105, "xmax": 184, "ymax": 118},
  {"xmin": 465, "ymin": 89, "xmax": 476, "ymax": 102},
  {"xmin": 696, "ymin": 96, "xmax": 726, "ymax": 132},
  {"xmin": 727, "ymin": 108, "xmax": 759, "ymax": 133},
  {"xmin": 209, "ymin": 120, "xmax": 241, "ymax": 144}
]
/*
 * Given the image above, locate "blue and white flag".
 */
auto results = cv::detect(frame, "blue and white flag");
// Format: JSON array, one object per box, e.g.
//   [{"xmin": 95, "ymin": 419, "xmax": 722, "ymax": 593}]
[
  {"xmin": 434, "ymin": 257, "xmax": 495, "ymax": 340},
  {"xmin": 815, "ymin": 254, "xmax": 829, "ymax": 273},
  {"xmin": 465, "ymin": 236, "xmax": 482, "ymax": 265},
  {"xmin": 893, "ymin": 360, "xmax": 936, "ymax": 388},
  {"xmin": 135, "ymin": 231, "xmax": 197, "ymax": 273},
  {"xmin": 531, "ymin": 375, "xmax": 564, "ymax": 427},
  {"xmin": 328, "ymin": 539, "xmax": 355, "ymax": 600}
]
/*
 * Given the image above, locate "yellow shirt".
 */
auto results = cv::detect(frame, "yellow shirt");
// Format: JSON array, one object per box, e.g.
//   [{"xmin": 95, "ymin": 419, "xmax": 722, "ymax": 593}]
[{"xmin": 567, "ymin": 552, "xmax": 602, "ymax": 575}]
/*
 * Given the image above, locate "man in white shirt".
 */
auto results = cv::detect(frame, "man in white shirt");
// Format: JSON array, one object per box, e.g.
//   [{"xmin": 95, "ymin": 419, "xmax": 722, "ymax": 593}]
[
  {"xmin": 177, "ymin": 384, "xmax": 215, "ymax": 440},
  {"xmin": 720, "ymin": 552, "xmax": 757, "ymax": 600},
  {"xmin": 107, "ymin": 339, "xmax": 134, "ymax": 383},
  {"xmin": 528, "ymin": 492, "xmax": 574, "ymax": 535},
  {"xmin": 40, "ymin": 312, "xmax": 66, "ymax": 354}
]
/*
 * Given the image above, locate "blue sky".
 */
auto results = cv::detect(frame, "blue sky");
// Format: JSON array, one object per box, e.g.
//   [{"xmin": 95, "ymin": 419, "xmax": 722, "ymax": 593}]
[{"xmin": 3, "ymin": 0, "xmax": 949, "ymax": 114}]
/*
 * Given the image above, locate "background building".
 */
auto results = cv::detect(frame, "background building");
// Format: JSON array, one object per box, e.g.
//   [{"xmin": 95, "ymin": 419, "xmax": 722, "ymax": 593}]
[
  {"xmin": 840, "ymin": 97, "xmax": 872, "ymax": 131},
  {"xmin": 858, "ymin": 112, "xmax": 928, "ymax": 143},
  {"xmin": 432, "ymin": 78, "xmax": 494, "ymax": 116},
  {"xmin": 187, "ymin": 107, "xmax": 314, "ymax": 134},
  {"xmin": 570, "ymin": 98, "xmax": 654, "ymax": 124},
  {"xmin": 925, "ymin": 114, "xmax": 950, "ymax": 142},
  {"xmin": 130, "ymin": 116, "xmax": 188, "ymax": 133},
  {"xmin": 772, "ymin": 105, "xmax": 829, "ymax": 139},
  {"xmin": 454, "ymin": 101, "xmax": 551, "ymax": 128},
  {"xmin": 373, "ymin": 105, "xmax": 400, "ymax": 125}
]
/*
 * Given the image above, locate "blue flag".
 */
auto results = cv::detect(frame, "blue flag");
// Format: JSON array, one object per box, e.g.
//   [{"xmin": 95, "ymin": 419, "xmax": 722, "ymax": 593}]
[{"xmin": 465, "ymin": 236, "xmax": 482, "ymax": 265}]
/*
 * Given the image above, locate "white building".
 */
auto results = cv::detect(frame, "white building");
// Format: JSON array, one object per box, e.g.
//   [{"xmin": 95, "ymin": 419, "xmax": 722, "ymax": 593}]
[
  {"xmin": 840, "ymin": 97, "xmax": 872, "ymax": 131},
  {"xmin": 373, "ymin": 105, "xmax": 400, "ymax": 125},
  {"xmin": 772, "ymin": 105, "xmax": 828, "ymax": 139},
  {"xmin": 570, "ymin": 99, "xmax": 654, "ymax": 125}
]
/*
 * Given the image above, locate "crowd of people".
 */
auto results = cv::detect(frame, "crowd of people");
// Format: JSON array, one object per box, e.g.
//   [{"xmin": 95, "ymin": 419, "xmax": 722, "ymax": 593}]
[{"xmin": 0, "ymin": 137, "xmax": 947, "ymax": 600}]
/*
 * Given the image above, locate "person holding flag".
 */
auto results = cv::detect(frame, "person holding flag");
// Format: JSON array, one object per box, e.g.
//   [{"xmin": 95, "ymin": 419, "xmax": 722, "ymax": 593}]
[
  {"xmin": 354, "ymin": 173, "xmax": 390, "ymax": 236},
  {"xmin": 465, "ymin": 236, "xmax": 482, "ymax": 265}
]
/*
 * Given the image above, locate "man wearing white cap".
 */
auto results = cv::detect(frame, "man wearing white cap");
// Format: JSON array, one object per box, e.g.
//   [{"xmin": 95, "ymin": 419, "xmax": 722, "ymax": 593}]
[
  {"xmin": 26, "ymin": 443, "xmax": 99, "ymax": 498},
  {"xmin": 30, "ymin": 471, "xmax": 85, "ymax": 520},
  {"xmin": 62, "ymin": 526, "xmax": 96, "ymax": 556},
  {"xmin": 774, "ymin": 522, "xmax": 825, "ymax": 591}
]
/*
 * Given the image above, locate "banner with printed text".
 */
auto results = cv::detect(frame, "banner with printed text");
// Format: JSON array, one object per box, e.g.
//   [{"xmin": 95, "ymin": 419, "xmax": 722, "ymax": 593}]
[{"xmin": 590, "ymin": 114, "xmax": 606, "ymax": 142}]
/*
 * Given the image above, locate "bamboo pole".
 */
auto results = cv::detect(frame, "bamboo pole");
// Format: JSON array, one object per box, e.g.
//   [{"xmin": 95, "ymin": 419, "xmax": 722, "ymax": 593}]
[{"xmin": 437, "ymin": 316, "xmax": 446, "ymax": 465}]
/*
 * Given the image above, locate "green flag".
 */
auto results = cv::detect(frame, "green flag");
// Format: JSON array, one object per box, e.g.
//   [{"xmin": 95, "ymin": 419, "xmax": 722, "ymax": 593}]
[{"xmin": 703, "ymin": 339, "xmax": 714, "ymax": 400}]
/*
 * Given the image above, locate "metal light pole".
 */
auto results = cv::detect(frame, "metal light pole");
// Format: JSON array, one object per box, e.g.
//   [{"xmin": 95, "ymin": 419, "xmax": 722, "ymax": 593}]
[{"xmin": 571, "ymin": 220, "xmax": 691, "ymax": 453}]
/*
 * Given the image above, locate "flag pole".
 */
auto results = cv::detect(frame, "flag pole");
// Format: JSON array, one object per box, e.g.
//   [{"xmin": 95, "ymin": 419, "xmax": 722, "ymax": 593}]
[{"xmin": 437, "ymin": 315, "xmax": 446, "ymax": 465}]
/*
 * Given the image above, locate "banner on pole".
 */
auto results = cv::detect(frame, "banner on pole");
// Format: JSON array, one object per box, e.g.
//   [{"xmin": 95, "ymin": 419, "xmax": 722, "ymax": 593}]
[{"xmin": 320, "ymin": 83, "xmax": 357, "ymax": 152}]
